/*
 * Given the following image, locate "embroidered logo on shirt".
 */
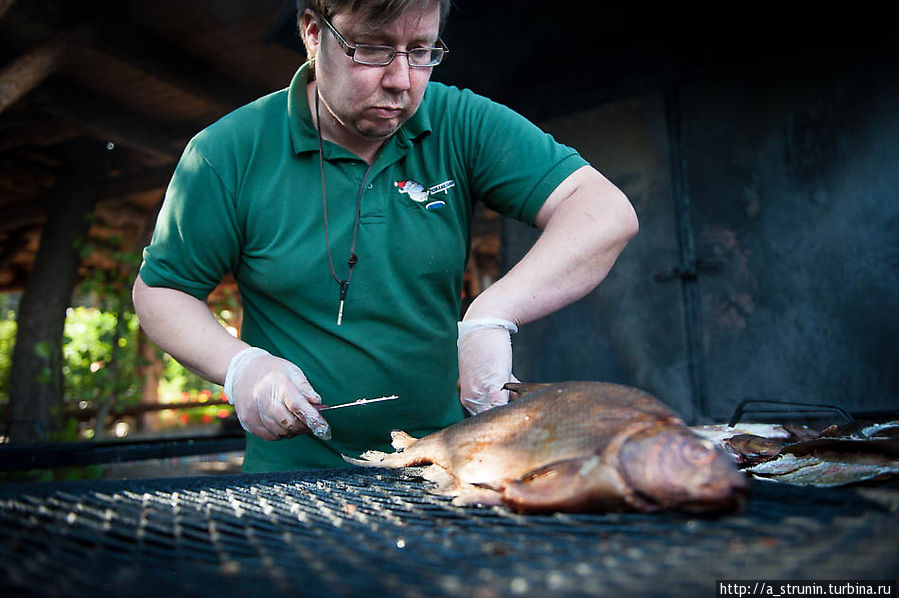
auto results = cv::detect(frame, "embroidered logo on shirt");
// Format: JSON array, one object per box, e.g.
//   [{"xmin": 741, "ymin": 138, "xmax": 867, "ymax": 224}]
[{"xmin": 395, "ymin": 179, "xmax": 455, "ymax": 211}]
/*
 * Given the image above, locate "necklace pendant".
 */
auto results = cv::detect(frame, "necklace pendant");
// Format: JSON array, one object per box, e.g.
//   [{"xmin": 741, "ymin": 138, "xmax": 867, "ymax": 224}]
[
  {"xmin": 336, "ymin": 298, "xmax": 345, "ymax": 326},
  {"xmin": 336, "ymin": 280, "xmax": 349, "ymax": 326}
]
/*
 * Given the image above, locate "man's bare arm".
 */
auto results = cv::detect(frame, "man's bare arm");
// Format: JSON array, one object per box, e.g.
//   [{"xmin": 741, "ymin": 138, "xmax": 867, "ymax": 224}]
[
  {"xmin": 463, "ymin": 164, "xmax": 638, "ymax": 325},
  {"xmin": 132, "ymin": 275, "xmax": 329, "ymax": 439},
  {"xmin": 132, "ymin": 274, "xmax": 248, "ymax": 384}
]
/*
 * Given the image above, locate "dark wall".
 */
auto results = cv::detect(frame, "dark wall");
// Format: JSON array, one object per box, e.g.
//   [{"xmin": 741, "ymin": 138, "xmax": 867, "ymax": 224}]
[
  {"xmin": 684, "ymin": 62, "xmax": 899, "ymax": 419},
  {"xmin": 270, "ymin": 1, "xmax": 899, "ymax": 421},
  {"xmin": 504, "ymin": 59, "xmax": 899, "ymax": 423},
  {"xmin": 503, "ymin": 94, "xmax": 697, "ymax": 416}
]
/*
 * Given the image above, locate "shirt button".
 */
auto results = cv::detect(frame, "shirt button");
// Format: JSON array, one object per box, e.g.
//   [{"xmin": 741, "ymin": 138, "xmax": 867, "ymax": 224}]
[{"xmin": 367, "ymin": 184, "xmax": 373, "ymax": 190}]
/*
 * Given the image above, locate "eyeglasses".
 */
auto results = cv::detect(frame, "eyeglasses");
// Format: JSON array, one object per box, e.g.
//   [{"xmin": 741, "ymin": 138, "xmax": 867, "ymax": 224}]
[{"xmin": 320, "ymin": 15, "xmax": 448, "ymax": 67}]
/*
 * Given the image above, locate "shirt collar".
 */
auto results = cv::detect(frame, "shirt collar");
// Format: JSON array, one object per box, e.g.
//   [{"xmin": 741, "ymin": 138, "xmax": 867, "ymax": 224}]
[
  {"xmin": 287, "ymin": 62, "xmax": 432, "ymax": 156},
  {"xmin": 287, "ymin": 62, "xmax": 321, "ymax": 155}
]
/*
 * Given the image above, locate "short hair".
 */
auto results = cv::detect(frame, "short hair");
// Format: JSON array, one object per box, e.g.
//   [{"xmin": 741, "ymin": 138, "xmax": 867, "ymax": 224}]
[
  {"xmin": 297, "ymin": 0, "xmax": 451, "ymax": 68},
  {"xmin": 297, "ymin": 0, "xmax": 451, "ymax": 34}
]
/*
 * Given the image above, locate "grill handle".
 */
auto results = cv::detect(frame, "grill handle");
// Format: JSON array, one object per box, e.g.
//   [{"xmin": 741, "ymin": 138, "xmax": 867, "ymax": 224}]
[{"xmin": 727, "ymin": 398, "xmax": 855, "ymax": 427}]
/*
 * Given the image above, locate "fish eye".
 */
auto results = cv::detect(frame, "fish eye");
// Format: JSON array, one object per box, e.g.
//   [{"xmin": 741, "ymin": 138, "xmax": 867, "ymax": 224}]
[{"xmin": 682, "ymin": 442, "xmax": 716, "ymax": 466}]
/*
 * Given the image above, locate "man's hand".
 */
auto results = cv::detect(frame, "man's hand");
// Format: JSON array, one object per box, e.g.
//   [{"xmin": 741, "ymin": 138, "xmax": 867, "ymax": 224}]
[
  {"xmin": 224, "ymin": 347, "xmax": 331, "ymax": 440},
  {"xmin": 457, "ymin": 318, "xmax": 518, "ymax": 415}
]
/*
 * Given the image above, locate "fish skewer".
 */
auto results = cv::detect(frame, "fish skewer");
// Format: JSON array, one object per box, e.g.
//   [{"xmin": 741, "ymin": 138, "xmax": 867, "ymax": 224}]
[{"xmin": 318, "ymin": 395, "xmax": 398, "ymax": 411}]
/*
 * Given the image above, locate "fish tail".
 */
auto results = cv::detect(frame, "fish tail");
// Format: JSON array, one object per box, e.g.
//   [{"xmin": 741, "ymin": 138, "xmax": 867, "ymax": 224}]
[
  {"xmin": 390, "ymin": 430, "xmax": 418, "ymax": 451},
  {"xmin": 343, "ymin": 450, "xmax": 391, "ymax": 466}
]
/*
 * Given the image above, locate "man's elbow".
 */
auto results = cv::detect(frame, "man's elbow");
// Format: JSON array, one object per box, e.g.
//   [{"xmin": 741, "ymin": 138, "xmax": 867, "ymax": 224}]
[
  {"xmin": 132, "ymin": 273, "xmax": 149, "ymax": 315},
  {"xmin": 620, "ymin": 193, "xmax": 640, "ymax": 243},
  {"xmin": 584, "ymin": 167, "xmax": 639, "ymax": 245},
  {"xmin": 131, "ymin": 274, "xmax": 167, "ymax": 324},
  {"xmin": 608, "ymin": 188, "xmax": 639, "ymax": 248}
]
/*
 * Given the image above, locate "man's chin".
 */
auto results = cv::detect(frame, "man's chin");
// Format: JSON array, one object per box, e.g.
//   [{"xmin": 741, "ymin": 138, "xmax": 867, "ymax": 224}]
[{"xmin": 356, "ymin": 119, "xmax": 405, "ymax": 140}]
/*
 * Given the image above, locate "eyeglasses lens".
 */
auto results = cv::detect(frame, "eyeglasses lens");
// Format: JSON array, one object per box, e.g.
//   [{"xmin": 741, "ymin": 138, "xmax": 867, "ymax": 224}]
[{"xmin": 353, "ymin": 45, "xmax": 444, "ymax": 67}]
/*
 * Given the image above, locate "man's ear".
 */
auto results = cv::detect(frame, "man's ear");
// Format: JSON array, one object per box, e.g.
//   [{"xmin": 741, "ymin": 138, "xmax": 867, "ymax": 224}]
[{"xmin": 301, "ymin": 9, "xmax": 323, "ymax": 55}]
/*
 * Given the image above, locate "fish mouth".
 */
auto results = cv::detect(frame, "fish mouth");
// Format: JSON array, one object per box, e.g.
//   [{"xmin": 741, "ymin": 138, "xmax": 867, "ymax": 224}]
[
  {"xmin": 633, "ymin": 472, "xmax": 751, "ymax": 514},
  {"xmin": 677, "ymin": 481, "xmax": 751, "ymax": 514},
  {"xmin": 627, "ymin": 489, "xmax": 664, "ymax": 513}
]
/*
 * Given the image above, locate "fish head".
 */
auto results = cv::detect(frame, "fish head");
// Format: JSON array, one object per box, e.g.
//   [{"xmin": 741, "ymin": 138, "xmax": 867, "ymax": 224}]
[{"xmin": 619, "ymin": 426, "xmax": 750, "ymax": 513}]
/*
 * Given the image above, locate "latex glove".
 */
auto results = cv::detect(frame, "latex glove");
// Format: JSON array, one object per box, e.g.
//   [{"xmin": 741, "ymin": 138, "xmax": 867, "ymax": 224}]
[
  {"xmin": 224, "ymin": 347, "xmax": 330, "ymax": 441},
  {"xmin": 457, "ymin": 318, "xmax": 519, "ymax": 415}
]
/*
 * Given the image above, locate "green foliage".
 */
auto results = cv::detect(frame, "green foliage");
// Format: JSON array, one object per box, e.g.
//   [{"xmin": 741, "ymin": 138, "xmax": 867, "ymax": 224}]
[
  {"xmin": 34, "ymin": 341, "xmax": 51, "ymax": 360},
  {"xmin": 160, "ymin": 353, "xmax": 220, "ymax": 398},
  {"xmin": 62, "ymin": 306, "xmax": 141, "ymax": 406},
  {"xmin": 0, "ymin": 315, "xmax": 15, "ymax": 398},
  {"xmin": 0, "ymin": 229, "xmax": 241, "ymax": 484},
  {"xmin": 35, "ymin": 340, "xmax": 55, "ymax": 385},
  {"xmin": 1, "ymin": 301, "xmax": 227, "ymax": 441},
  {"xmin": 0, "ymin": 235, "xmax": 236, "ymax": 450}
]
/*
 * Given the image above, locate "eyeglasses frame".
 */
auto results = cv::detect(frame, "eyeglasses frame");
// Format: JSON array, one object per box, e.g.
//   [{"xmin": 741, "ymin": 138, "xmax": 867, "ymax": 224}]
[{"xmin": 319, "ymin": 14, "xmax": 449, "ymax": 67}]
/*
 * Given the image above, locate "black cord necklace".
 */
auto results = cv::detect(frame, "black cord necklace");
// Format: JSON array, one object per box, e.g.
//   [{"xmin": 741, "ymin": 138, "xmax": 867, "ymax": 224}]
[{"xmin": 314, "ymin": 87, "xmax": 378, "ymax": 326}]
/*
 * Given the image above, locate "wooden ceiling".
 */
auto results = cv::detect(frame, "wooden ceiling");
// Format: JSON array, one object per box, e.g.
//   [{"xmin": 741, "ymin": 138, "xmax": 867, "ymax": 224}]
[
  {"xmin": 0, "ymin": 0, "xmax": 892, "ymax": 293},
  {"xmin": 0, "ymin": 0, "xmax": 307, "ymax": 291}
]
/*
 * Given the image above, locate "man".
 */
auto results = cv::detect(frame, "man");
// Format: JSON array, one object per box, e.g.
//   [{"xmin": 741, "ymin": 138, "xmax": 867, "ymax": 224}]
[{"xmin": 132, "ymin": 0, "xmax": 638, "ymax": 472}]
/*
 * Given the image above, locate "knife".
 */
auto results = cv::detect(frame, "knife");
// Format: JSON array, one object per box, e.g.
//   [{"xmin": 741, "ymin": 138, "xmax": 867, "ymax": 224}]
[{"xmin": 318, "ymin": 394, "xmax": 398, "ymax": 411}]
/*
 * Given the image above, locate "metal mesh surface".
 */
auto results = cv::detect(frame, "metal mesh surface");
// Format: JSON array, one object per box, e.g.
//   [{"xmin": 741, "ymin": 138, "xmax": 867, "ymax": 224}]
[{"xmin": 1, "ymin": 468, "xmax": 897, "ymax": 597}]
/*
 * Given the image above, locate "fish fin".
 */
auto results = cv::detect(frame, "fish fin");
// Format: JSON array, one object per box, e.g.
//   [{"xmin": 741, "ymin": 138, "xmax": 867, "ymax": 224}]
[
  {"xmin": 450, "ymin": 486, "xmax": 504, "ymax": 507},
  {"xmin": 343, "ymin": 443, "xmax": 432, "ymax": 468},
  {"xmin": 419, "ymin": 463, "xmax": 455, "ymax": 487},
  {"xmin": 390, "ymin": 430, "xmax": 418, "ymax": 451},
  {"xmin": 417, "ymin": 465, "xmax": 503, "ymax": 506},
  {"xmin": 502, "ymin": 382, "xmax": 552, "ymax": 399},
  {"xmin": 342, "ymin": 450, "xmax": 391, "ymax": 467},
  {"xmin": 499, "ymin": 455, "xmax": 635, "ymax": 514},
  {"xmin": 420, "ymin": 464, "xmax": 470, "ymax": 497}
]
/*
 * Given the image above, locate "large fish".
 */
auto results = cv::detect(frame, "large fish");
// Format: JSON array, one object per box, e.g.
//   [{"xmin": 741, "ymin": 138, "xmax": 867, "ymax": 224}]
[{"xmin": 346, "ymin": 381, "xmax": 749, "ymax": 514}]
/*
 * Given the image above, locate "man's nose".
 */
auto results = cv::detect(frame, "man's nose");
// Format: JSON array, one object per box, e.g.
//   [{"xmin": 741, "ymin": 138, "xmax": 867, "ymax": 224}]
[{"xmin": 381, "ymin": 54, "xmax": 412, "ymax": 91}]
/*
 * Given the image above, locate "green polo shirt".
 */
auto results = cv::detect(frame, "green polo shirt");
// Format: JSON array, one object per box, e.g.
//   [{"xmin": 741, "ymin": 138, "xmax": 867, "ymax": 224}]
[{"xmin": 140, "ymin": 63, "xmax": 587, "ymax": 472}]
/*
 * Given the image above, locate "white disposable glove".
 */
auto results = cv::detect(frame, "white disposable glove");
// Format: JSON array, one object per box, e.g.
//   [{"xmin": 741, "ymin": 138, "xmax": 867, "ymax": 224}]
[
  {"xmin": 224, "ymin": 347, "xmax": 330, "ymax": 441},
  {"xmin": 457, "ymin": 318, "xmax": 519, "ymax": 415}
]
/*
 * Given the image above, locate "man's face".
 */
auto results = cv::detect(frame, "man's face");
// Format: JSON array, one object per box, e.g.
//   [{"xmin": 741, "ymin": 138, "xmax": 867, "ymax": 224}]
[{"xmin": 308, "ymin": 3, "xmax": 440, "ymax": 144}]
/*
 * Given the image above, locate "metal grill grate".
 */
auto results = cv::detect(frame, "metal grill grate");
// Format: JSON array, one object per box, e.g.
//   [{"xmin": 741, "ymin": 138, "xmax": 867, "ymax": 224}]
[{"xmin": 2, "ymin": 468, "xmax": 897, "ymax": 597}]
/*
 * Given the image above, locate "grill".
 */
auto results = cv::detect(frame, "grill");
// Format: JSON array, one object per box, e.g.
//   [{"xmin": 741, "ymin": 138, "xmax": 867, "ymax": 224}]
[{"xmin": 2, "ymin": 468, "xmax": 897, "ymax": 597}]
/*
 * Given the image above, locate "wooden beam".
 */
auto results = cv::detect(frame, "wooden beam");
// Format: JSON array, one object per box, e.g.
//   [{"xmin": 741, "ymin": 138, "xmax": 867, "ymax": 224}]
[
  {"xmin": 0, "ymin": 201, "xmax": 44, "ymax": 235},
  {"xmin": 0, "ymin": 119, "xmax": 80, "ymax": 151},
  {"xmin": 100, "ymin": 166, "xmax": 174, "ymax": 201},
  {"xmin": 7, "ymin": 139, "xmax": 105, "ymax": 442},
  {"xmin": 41, "ymin": 81, "xmax": 188, "ymax": 161},
  {"xmin": 94, "ymin": 19, "xmax": 266, "ymax": 111},
  {"xmin": 3, "ymin": 2, "xmax": 266, "ymax": 116},
  {"xmin": 65, "ymin": 397, "xmax": 231, "ymax": 420},
  {"xmin": 94, "ymin": 198, "xmax": 156, "ymax": 229},
  {"xmin": 0, "ymin": 163, "xmax": 170, "ymax": 242},
  {"xmin": 0, "ymin": 24, "xmax": 96, "ymax": 115},
  {"xmin": 0, "ymin": 226, "xmax": 29, "ymax": 260},
  {"xmin": 0, "ymin": 0, "xmax": 17, "ymax": 21}
]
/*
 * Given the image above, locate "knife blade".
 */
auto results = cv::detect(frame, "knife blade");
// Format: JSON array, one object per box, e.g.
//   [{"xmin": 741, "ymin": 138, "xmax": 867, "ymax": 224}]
[{"xmin": 318, "ymin": 394, "xmax": 398, "ymax": 411}]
